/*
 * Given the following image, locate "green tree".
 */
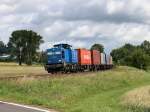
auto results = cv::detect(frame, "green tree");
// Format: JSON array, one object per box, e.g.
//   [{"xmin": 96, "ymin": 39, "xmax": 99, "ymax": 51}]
[
  {"xmin": 141, "ymin": 40, "xmax": 150, "ymax": 55},
  {"xmin": 128, "ymin": 48, "xmax": 150, "ymax": 70},
  {"xmin": 0, "ymin": 41, "xmax": 7, "ymax": 55},
  {"xmin": 0, "ymin": 41, "xmax": 5, "ymax": 48},
  {"xmin": 91, "ymin": 43, "xmax": 104, "ymax": 52},
  {"xmin": 8, "ymin": 30, "xmax": 44, "ymax": 65},
  {"xmin": 111, "ymin": 43, "xmax": 135, "ymax": 65}
]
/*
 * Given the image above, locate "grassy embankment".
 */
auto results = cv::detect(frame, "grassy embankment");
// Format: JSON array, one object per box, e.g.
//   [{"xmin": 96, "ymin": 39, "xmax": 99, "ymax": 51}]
[{"xmin": 0, "ymin": 63, "xmax": 150, "ymax": 112}]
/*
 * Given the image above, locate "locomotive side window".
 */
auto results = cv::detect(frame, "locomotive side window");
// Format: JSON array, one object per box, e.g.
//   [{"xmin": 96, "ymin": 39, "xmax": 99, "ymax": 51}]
[
  {"xmin": 47, "ymin": 52, "xmax": 53, "ymax": 55},
  {"xmin": 62, "ymin": 51, "xmax": 65, "ymax": 58},
  {"xmin": 55, "ymin": 51, "xmax": 61, "ymax": 55}
]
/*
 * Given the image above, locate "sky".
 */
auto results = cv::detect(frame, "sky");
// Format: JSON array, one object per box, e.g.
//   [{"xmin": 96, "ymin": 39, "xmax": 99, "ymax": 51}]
[{"xmin": 0, "ymin": 0, "xmax": 150, "ymax": 53}]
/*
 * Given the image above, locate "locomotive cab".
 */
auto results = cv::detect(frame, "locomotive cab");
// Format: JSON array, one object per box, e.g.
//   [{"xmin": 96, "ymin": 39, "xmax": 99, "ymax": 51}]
[
  {"xmin": 47, "ymin": 48, "xmax": 64, "ymax": 64},
  {"xmin": 45, "ymin": 44, "xmax": 72, "ymax": 73}
]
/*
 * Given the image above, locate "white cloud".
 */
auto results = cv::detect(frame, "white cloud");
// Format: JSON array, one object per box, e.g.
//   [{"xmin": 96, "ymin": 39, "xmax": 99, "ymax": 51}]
[
  {"xmin": 107, "ymin": 0, "xmax": 125, "ymax": 14},
  {"xmin": 0, "ymin": 0, "xmax": 150, "ymax": 52}
]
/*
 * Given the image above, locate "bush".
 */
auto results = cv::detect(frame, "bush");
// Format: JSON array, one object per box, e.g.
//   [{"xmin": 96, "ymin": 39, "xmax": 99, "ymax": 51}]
[{"xmin": 125, "ymin": 48, "xmax": 150, "ymax": 70}]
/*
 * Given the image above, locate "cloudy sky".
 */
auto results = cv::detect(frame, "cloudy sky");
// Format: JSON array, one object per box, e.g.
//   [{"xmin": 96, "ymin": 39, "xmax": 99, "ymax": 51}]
[{"xmin": 0, "ymin": 0, "xmax": 150, "ymax": 52}]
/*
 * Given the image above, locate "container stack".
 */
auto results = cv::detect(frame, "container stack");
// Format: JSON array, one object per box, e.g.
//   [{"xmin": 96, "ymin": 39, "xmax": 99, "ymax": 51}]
[
  {"xmin": 101, "ymin": 53, "xmax": 106, "ymax": 65},
  {"xmin": 91, "ymin": 50, "xmax": 101, "ymax": 65},
  {"xmin": 77, "ymin": 49, "xmax": 92, "ymax": 65}
]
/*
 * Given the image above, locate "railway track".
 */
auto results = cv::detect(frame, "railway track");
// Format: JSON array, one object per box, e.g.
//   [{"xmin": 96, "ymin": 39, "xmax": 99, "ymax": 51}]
[{"xmin": 0, "ymin": 71, "xmax": 102, "ymax": 80}]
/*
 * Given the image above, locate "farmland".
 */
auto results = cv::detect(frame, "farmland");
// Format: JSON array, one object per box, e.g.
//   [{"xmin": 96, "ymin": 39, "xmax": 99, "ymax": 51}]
[{"xmin": 0, "ymin": 63, "xmax": 150, "ymax": 112}]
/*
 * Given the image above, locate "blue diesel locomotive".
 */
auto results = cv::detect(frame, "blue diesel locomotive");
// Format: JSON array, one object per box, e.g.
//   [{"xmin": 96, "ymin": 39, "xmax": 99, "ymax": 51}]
[{"xmin": 45, "ymin": 44, "xmax": 78, "ymax": 73}]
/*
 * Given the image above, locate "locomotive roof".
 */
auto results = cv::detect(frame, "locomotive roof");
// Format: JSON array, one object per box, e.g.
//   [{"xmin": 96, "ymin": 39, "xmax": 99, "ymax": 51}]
[{"xmin": 53, "ymin": 44, "xmax": 72, "ymax": 49}]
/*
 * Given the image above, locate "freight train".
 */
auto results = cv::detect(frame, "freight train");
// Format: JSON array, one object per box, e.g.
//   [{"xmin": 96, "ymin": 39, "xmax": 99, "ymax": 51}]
[{"xmin": 45, "ymin": 44, "xmax": 113, "ymax": 74}]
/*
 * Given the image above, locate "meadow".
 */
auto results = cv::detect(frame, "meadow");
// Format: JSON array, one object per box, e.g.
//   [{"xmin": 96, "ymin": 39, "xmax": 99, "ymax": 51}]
[{"xmin": 0, "ymin": 63, "xmax": 150, "ymax": 112}]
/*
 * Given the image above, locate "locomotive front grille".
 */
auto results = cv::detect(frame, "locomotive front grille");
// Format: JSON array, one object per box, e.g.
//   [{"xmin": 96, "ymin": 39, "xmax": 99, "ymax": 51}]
[{"xmin": 45, "ymin": 64, "xmax": 64, "ymax": 69}]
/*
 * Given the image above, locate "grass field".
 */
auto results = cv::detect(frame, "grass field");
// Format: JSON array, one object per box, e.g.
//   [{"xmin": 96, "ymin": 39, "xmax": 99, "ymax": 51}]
[
  {"xmin": 0, "ymin": 64, "xmax": 150, "ymax": 112},
  {"xmin": 0, "ymin": 62, "xmax": 47, "ymax": 77}
]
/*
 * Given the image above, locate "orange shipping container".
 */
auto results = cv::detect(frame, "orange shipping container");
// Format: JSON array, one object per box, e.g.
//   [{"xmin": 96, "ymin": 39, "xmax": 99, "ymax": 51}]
[
  {"xmin": 77, "ymin": 49, "xmax": 92, "ymax": 65},
  {"xmin": 91, "ymin": 50, "xmax": 101, "ymax": 65}
]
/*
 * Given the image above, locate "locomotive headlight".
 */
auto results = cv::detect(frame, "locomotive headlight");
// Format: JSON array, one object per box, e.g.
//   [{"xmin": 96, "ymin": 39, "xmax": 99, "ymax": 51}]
[{"xmin": 59, "ymin": 60, "xmax": 62, "ymax": 62}]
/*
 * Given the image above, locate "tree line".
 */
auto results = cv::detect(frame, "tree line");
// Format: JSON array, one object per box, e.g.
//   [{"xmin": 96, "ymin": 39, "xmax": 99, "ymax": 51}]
[{"xmin": 111, "ymin": 40, "xmax": 150, "ymax": 70}]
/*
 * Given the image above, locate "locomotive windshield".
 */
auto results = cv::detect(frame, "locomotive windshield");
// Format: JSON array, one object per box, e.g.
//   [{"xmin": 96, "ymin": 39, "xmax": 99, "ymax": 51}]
[
  {"xmin": 47, "ymin": 51, "xmax": 61, "ymax": 55},
  {"xmin": 47, "ymin": 49, "xmax": 63, "ymax": 64}
]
